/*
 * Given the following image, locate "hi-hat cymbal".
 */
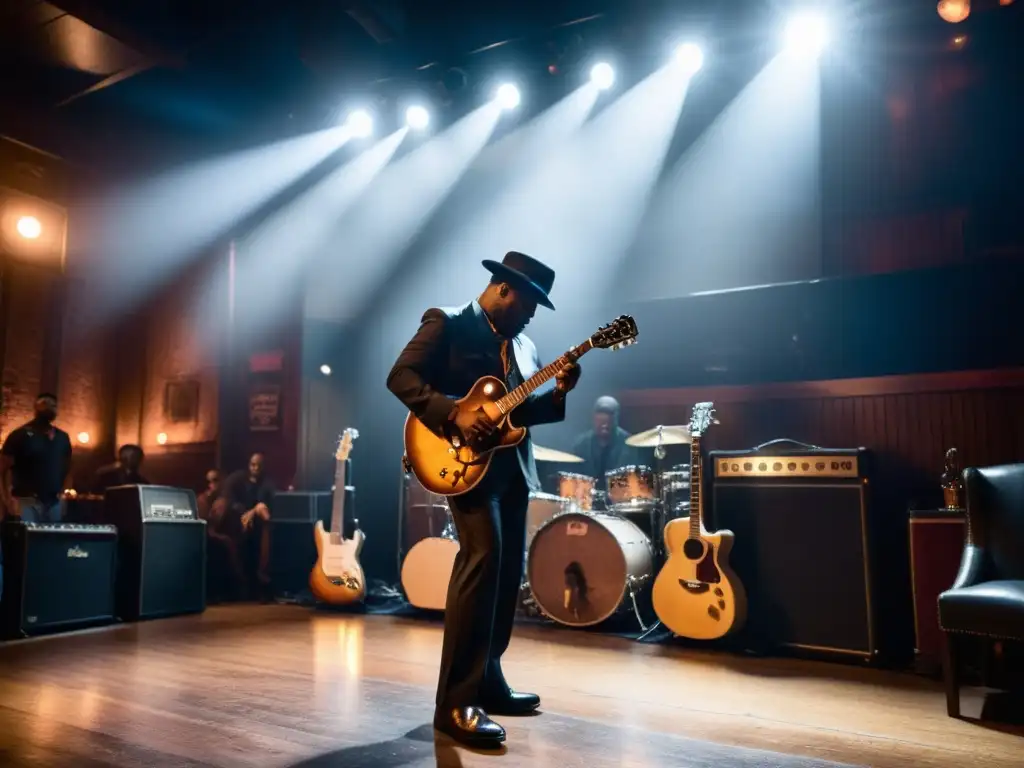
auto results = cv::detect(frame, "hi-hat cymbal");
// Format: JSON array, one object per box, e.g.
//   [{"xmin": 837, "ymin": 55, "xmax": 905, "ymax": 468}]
[
  {"xmin": 533, "ymin": 445, "xmax": 584, "ymax": 463},
  {"xmin": 625, "ymin": 425, "xmax": 692, "ymax": 448}
]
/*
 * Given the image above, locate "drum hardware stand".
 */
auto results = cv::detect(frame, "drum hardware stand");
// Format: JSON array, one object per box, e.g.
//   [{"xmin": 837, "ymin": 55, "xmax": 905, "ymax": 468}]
[{"xmin": 626, "ymin": 574, "xmax": 649, "ymax": 632}]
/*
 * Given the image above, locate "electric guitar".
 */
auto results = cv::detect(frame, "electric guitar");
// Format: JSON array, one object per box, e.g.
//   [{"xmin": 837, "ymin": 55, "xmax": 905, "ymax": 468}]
[
  {"xmin": 403, "ymin": 315, "xmax": 639, "ymax": 496},
  {"xmin": 309, "ymin": 428, "xmax": 366, "ymax": 605},
  {"xmin": 652, "ymin": 402, "xmax": 747, "ymax": 640}
]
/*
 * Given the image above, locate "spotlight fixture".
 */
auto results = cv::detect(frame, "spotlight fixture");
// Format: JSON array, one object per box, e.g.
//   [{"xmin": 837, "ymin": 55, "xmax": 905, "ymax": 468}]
[
  {"xmin": 674, "ymin": 43, "xmax": 704, "ymax": 75},
  {"xmin": 16, "ymin": 215, "xmax": 41, "ymax": 240},
  {"xmin": 495, "ymin": 83, "xmax": 521, "ymax": 111},
  {"xmin": 784, "ymin": 12, "xmax": 829, "ymax": 56},
  {"xmin": 937, "ymin": 0, "xmax": 971, "ymax": 23},
  {"xmin": 320, "ymin": 364, "xmax": 332, "ymax": 376},
  {"xmin": 405, "ymin": 105, "xmax": 430, "ymax": 131},
  {"xmin": 345, "ymin": 109, "xmax": 374, "ymax": 138},
  {"xmin": 590, "ymin": 62, "xmax": 615, "ymax": 90}
]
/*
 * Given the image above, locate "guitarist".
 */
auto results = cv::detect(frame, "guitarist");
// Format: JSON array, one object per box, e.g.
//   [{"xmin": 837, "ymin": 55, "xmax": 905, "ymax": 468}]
[{"xmin": 387, "ymin": 251, "xmax": 581, "ymax": 748}]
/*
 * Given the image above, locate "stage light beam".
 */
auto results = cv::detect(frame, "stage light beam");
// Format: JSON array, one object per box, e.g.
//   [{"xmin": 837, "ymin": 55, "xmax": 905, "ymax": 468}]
[
  {"xmin": 496, "ymin": 83, "xmax": 521, "ymax": 111},
  {"xmin": 590, "ymin": 62, "xmax": 615, "ymax": 90},
  {"xmin": 16, "ymin": 215, "xmax": 41, "ymax": 240},
  {"xmin": 674, "ymin": 44, "xmax": 704, "ymax": 76},
  {"xmin": 406, "ymin": 105, "xmax": 430, "ymax": 131},
  {"xmin": 784, "ymin": 12, "xmax": 829, "ymax": 56},
  {"xmin": 346, "ymin": 110, "xmax": 374, "ymax": 138}
]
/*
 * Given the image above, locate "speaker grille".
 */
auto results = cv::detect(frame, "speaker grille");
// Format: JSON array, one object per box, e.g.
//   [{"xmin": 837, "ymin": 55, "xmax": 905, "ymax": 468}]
[
  {"xmin": 123, "ymin": 520, "xmax": 206, "ymax": 620},
  {"xmin": 711, "ymin": 482, "xmax": 875, "ymax": 656}
]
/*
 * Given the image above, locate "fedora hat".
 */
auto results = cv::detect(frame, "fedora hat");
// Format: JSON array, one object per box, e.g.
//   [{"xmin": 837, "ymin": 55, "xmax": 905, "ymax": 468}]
[{"xmin": 482, "ymin": 251, "xmax": 556, "ymax": 310}]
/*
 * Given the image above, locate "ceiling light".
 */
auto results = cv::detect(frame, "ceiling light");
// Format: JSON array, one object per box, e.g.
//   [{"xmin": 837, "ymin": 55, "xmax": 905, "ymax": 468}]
[{"xmin": 495, "ymin": 83, "xmax": 521, "ymax": 110}]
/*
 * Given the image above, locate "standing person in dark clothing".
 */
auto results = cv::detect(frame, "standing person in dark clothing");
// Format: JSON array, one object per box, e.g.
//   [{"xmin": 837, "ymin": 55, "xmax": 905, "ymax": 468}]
[
  {"xmin": 222, "ymin": 453, "xmax": 274, "ymax": 599},
  {"xmin": 0, "ymin": 393, "xmax": 73, "ymax": 522},
  {"xmin": 387, "ymin": 251, "xmax": 580, "ymax": 748},
  {"xmin": 92, "ymin": 444, "xmax": 149, "ymax": 493},
  {"xmin": 569, "ymin": 395, "xmax": 641, "ymax": 491}
]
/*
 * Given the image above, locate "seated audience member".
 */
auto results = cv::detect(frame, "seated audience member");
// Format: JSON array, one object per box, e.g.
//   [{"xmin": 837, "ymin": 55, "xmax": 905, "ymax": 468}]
[
  {"xmin": 197, "ymin": 469, "xmax": 246, "ymax": 601},
  {"xmin": 92, "ymin": 444, "xmax": 149, "ymax": 493},
  {"xmin": 222, "ymin": 454, "xmax": 274, "ymax": 601}
]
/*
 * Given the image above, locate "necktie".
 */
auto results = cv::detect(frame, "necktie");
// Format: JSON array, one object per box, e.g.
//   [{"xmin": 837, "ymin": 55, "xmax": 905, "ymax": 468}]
[{"xmin": 499, "ymin": 339, "xmax": 511, "ymax": 380}]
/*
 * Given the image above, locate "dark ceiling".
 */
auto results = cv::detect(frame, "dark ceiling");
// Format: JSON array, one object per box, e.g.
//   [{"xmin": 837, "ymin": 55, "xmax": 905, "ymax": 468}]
[
  {"xmin": 0, "ymin": 0, "xmax": 639, "ymax": 167},
  {"xmin": 1, "ymin": 0, "xmax": 1019, "ymax": 171}
]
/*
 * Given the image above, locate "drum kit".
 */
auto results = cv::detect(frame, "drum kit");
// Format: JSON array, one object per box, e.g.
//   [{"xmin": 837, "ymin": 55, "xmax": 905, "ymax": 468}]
[{"xmin": 398, "ymin": 425, "xmax": 697, "ymax": 630}]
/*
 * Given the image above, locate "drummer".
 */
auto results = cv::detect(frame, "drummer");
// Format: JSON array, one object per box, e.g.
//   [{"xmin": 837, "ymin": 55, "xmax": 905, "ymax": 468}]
[{"xmin": 569, "ymin": 396, "xmax": 642, "ymax": 492}]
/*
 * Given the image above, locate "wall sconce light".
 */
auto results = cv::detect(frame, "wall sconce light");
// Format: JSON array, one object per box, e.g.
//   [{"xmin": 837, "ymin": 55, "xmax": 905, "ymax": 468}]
[
  {"xmin": 77, "ymin": 431, "xmax": 90, "ymax": 445},
  {"xmin": 320, "ymin": 364, "xmax": 332, "ymax": 376},
  {"xmin": 156, "ymin": 432, "xmax": 168, "ymax": 445}
]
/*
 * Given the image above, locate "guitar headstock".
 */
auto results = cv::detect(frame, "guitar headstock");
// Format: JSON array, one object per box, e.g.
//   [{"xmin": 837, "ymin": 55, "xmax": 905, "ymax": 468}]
[
  {"xmin": 335, "ymin": 428, "xmax": 359, "ymax": 462},
  {"xmin": 689, "ymin": 402, "xmax": 716, "ymax": 438},
  {"xmin": 591, "ymin": 315, "xmax": 638, "ymax": 351}
]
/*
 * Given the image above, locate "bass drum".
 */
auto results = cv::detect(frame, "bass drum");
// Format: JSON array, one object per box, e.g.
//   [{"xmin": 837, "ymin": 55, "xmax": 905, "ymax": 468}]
[
  {"xmin": 527, "ymin": 512, "xmax": 653, "ymax": 627},
  {"xmin": 402, "ymin": 537, "xmax": 459, "ymax": 612}
]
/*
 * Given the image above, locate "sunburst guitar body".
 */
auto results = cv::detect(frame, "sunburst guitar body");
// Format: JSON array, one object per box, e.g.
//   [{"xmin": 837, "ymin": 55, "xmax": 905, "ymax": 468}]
[
  {"xmin": 651, "ymin": 403, "xmax": 747, "ymax": 641},
  {"xmin": 309, "ymin": 428, "xmax": 367, "ymax": 606},
  {"xmin": 404, "ymin": 315, "xmax": 639, "ymax": 496}
]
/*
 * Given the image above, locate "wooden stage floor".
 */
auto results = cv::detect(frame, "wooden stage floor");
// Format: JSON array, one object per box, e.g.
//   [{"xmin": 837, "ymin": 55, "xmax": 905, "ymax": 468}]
[{"xmin": 0, "ymin": 605, "xmax": 1020, "ymax": 767}]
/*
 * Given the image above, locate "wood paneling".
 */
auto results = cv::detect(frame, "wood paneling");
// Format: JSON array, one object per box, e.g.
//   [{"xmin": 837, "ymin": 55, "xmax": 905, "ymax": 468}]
[{"xmin": 619, "ymin": 368, "xmax": 1024, "ymax": 509}]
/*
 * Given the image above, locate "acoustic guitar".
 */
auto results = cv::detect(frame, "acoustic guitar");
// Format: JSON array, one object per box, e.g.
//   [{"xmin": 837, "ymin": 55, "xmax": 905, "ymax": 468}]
[
  {"xmin": 404, "ymin": 315, "xmax": 639, "ymax": 496},
  {"xmin": 652, "ymin": 402, "xmax": 747, "ymax": 640},
  {"xmin": 309, "ymin": 428, "xmax": 367, "ymax": 605}
]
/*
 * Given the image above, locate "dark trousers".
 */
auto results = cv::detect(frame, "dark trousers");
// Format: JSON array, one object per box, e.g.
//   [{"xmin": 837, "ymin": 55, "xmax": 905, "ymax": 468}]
[{"xmin": 435, "ymin": 460, "xmax": 530, "ymax": 712}]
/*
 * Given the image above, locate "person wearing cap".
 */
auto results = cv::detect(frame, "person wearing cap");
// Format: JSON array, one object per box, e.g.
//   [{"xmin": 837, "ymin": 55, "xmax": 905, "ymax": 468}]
[{"xmin": 387, "ymin": 251, "xmax": 581, "ymax": 748}]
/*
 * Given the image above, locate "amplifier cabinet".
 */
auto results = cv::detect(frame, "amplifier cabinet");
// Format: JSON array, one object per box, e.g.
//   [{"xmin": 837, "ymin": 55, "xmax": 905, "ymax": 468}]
[
  {"xmin": 707, "ymin": 446, "xmax": 878, "ymax": 660},
  {"xmin": 101, "ymin": 486, "xmax": 207, "ymax": 621},
  {"xmin": 268, "ymin": 491, "xmax": 336, "ymax": 595},
  {"xmin": 1, "ymin": 522, "xmax": 118, "ymax": 638}
]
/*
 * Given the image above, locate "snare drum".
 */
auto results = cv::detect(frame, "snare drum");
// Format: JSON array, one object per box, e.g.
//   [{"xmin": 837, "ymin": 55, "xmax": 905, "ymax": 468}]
[
  {"xmin": 558, "ymin": 472, "xmax": 596, "ymax": 510},
  {"xmin": 660, "ymin": 463, "xmax": 691, "ymax": 512},
  {"xmin": 605, "ymin": 465, "xmax": 656, "ymax": 506}
]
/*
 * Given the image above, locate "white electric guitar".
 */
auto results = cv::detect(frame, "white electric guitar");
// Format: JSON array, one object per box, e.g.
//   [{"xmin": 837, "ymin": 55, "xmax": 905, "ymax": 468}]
[{"xmin": 309, "ymin": 428, "xmax": 366, "ymax": 606}]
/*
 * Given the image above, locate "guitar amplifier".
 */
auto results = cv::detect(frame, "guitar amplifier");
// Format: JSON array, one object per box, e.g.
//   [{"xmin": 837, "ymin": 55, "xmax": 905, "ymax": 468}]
[
  {"xmin": 0, "ymin": 522, "xmax": 118, "ymax": 638},
  {"xmin": 707, "ymin": 442, "xmax": 879, "ymax": 661},
  {"xmin": 100, "ymin": 485, "xmax": 207, "ymax": 621}
]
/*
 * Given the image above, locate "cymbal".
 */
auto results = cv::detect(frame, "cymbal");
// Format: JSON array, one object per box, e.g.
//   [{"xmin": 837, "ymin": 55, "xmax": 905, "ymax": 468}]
[
  {"xmin": 626, "ymin": 425, "xmax": 692, "ymax": 448},
  {"xmin": 533, "ymin": 445, "xmax": 584, "ymax": 463}
]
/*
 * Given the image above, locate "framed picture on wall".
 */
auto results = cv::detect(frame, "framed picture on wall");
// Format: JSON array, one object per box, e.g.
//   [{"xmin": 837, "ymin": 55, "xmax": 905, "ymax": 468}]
[
  {"xmin": 164, "ymin": 379, "xmax": 200, "ymax": 423},
  {"xmin": 249, "ymin": 383, "xmax": 281, "ymax": 432}
]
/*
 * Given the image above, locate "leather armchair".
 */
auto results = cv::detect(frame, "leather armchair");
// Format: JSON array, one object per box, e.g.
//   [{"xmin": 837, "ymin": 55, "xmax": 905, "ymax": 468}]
[{"xmin": 938, "ymin": 464, "xmax": 1024, "ymax": 717}]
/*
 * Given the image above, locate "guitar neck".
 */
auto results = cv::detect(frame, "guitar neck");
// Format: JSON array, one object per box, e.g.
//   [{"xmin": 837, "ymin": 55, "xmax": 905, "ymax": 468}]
[
  {"xmin": 330, "ymin": 458, "xmax": 347, "ymax": 538},
  {"xmin": 495, "ymin": 339, "xmax": 594, "ymax": 414},
  {"xmin": 688, "ymin": 436, "xmax": 702, "ymax": 536}
]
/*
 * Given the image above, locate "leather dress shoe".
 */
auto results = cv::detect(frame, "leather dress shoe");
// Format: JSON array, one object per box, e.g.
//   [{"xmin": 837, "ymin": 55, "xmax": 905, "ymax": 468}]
[
  {"xmin": 434, "ymin": 706, "xmax": 506, "ymax": 748},
  {"xmin": 481, "ymin": 690, "xmax": 540, "ymax": 715}
]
